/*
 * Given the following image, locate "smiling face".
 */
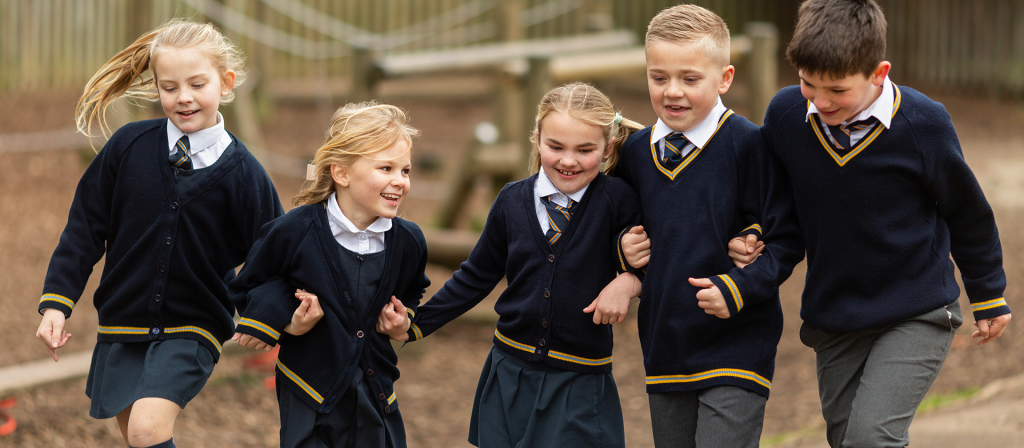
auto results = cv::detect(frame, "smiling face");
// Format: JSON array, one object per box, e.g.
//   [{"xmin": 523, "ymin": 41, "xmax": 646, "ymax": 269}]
[
  {"xmin": 537, "ymin": 110, "xmax": 611, "ymax": 195},
  {"xmin": 153, "ymin": 46, "xmax": 236, "ymax": 133},
  {"xmin": 798, "ymin": 62, "xmax": 890, "ymax": 126},
  {"xmin": 646, "ymin": 40, "xmax": 733, "ymax": 133},
  {"xmin": 332, "ymin": 138, "xmax": 412, "ymax": 230}
]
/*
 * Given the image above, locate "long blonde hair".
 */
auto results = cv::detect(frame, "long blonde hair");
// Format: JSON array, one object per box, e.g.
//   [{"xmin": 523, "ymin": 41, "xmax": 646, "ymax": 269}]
[
  {"xmin": 75, "ymin": 19, "xmax": 247, "ymax": 145},
  {"xmin": 293, "ymin": 102, "xmax": 420, "ymax": 207},
  {"xmin": 529, "ymin": 82, "xmax": 643, "ymax": 175}
]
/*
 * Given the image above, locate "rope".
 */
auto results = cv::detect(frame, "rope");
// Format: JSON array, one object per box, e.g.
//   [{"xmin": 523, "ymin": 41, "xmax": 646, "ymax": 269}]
[
  {"xmin": 257, "ymin": 0, "xmax": 497, "ymax": 50},
  {"xmin": 178, "ymin": 0, "xmax": 584, "ymax": 58}
]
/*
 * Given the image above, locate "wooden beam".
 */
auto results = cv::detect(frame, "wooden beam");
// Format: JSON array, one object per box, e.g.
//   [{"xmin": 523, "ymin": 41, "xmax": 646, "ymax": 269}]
[{"xmin": 375, "ymin": 30, "xmax": 637, "ymax": 78}]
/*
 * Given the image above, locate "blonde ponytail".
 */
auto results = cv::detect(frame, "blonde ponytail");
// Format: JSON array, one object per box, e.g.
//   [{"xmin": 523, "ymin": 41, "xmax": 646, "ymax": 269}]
[
  {"xmin": 294, "ymin": 102, "xmax": 420, "ymax": 207},
  {"xmin": 75, "ymin": 19, "xmax": 248, "ymax": 149}
]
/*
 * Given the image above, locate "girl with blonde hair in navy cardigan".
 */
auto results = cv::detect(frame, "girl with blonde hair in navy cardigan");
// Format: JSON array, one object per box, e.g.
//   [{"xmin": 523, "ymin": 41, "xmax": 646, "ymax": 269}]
[
  {"xmin": 395, "ymin": 82, "xmax": 643, "ymax": 448},
  {"xmin": 228, "ymin": 102, "xmax": 430, "ymax": 448},
  {"xmin": 34, "ymin": 19, "xmax": 289, "ymax": 448}
]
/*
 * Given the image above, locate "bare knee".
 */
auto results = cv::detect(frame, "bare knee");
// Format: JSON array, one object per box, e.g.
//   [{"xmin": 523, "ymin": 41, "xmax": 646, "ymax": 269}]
[{"xmin": 126, "ymin": 413, "xmax": 173, "ymax": 447}]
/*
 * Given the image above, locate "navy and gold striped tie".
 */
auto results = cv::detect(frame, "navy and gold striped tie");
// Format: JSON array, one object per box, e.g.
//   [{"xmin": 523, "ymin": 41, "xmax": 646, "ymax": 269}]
[
  {"xmin": 544, "ymin": 196, "xmax": 575, "ymax": 245},
  {"xmin": 826, "ymin": 117, "xmax": 878, "ymax": 154},
  {"xmin": 662, "ymin": 132, "xmax": 689, "ymax": 170},
  {"xmin": 169, "ymin": 135, "xmax": 192, "ymax": 170}
]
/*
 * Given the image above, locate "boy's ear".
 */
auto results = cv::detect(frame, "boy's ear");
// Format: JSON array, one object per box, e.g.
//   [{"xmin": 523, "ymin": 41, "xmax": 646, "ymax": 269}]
[
  {"xmin": 870, "ymin": 61, "xmax": 891, "ymax": 86},
  {"xmin": 221, "ymin": 70, "xmax": 237, "ymax": 96},
  {"xmin": 718, "ymin": 64, "xmax": 735, "ymax": 94},
  {"xmin": 330, "ymin": 163, "xmax": 350, "ymax": 187}
]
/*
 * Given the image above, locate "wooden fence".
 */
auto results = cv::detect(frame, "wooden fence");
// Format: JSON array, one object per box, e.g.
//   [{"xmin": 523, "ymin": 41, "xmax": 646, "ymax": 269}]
[{"xmin": 2, "ymin": 0, "xmax": 1023, "ymax": 96}]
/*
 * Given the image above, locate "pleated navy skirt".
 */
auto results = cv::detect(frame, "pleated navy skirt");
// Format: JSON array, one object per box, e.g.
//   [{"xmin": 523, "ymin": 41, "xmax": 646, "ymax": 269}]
[
  {"xmin": 85, "ymin": 339, "xmax": 215, "ymax": 419},
  {"xmin": 469, "ymin": 345, "xmax": 625, "ymax": 448},
  {"xmin": 278, "ymin": 371, "xmax": 406, "ymax": 448}
]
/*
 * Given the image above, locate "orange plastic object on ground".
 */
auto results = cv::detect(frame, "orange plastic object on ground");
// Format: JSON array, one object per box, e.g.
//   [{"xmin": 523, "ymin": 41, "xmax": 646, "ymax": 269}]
[{"xmin": 0, "ymin": 397, "xmax": 16, "ymax": 437}]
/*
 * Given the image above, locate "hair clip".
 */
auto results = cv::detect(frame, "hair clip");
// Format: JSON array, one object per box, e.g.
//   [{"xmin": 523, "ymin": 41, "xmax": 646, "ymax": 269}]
[
  {"xmin": 613, "ymin": 113, "xmax": 623, "ymax": 125},
  {"xmin": 306, "ymin": 164, "xmax": 316, "ymax": 181}
]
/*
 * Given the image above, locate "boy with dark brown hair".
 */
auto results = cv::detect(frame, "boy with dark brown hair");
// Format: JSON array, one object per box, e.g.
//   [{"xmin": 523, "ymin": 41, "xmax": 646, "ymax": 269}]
[{"xmin": 745, "ymin": 0, "xmax": 1012, "ymax": 446}]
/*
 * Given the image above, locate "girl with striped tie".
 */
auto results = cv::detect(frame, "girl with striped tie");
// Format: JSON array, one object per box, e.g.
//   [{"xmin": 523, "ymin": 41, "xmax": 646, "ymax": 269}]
[
  {"xmin": 395, "ymin": 82, "xmax": 644, "ymax": 448},
  {"xmin": 228, "ymin": 102, "xmax": 431, "ymax": 448},
  {"xmin": 33, "ymin": 19, "xmax": 305, "ymax": 448}
]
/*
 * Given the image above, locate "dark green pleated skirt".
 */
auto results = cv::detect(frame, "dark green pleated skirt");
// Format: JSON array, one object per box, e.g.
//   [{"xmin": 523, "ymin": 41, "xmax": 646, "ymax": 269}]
[
  {"xmin": 469, "ymin": 346, "xmax": 625, "ymax": 448},
  {"xmin": 85, "ymin": 339, "xmax": 215, "ymax": 419}
]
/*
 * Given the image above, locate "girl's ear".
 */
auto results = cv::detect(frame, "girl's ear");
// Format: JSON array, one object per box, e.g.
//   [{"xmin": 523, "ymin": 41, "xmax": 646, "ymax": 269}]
[
  {"xmin": 221, "ymin": 70, "xmax": 236, "ymax": 96},
  {"xmin": 330, "ymin": 163, "xmax": 350, "ymax": 187},
  {"xmin": 602, "ymin": 137, "xmax": 616, "ymax": 162}
]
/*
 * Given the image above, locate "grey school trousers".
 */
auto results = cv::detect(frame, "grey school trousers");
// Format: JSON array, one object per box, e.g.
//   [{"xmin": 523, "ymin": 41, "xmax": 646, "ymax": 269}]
[
  {"xmin": 800, "ymin": 300, "xmax": 962, "ymax": 448},
  {"xmin": 648, "ymin": 386, "xmax": 767, "ymax": 448}
]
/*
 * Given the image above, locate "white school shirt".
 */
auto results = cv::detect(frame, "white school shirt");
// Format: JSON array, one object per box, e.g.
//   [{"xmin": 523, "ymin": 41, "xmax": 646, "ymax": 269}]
[
  {"xmin": 650, "ymin": 97, "xmax": 728, "ymax": 160},
  {"xmin": 806, "ymin": 76, "xmax": 895, "ymax": 147},
  {"xmin": 534, "ymin": 168, "xmax": 588, "ymax": 234},
  {"xmin": 327, "ymin": 192, "xmax": 390, "ymax": 254},
  {"xmin": 166, "ymin": 112, "xmax": 232, "ymax": 169}
]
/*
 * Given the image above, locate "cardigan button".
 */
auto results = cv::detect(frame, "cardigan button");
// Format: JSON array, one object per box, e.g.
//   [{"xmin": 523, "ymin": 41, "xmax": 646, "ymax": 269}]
[
  {"xmin": 170, "ymin": 202, "xmax": 179, "ymax": 210},
  {"xmin": 154, "ymin": 294, "xmax": 161, "ymax": 302},
  {"xmin": 165, "ymin": 237, "xmax": 172, "ymax": 245},
  {"xmin": 547, "ymin": 254, "xmax": 555, "ymax": 263},
  {"xmin": 356, "ymin": 330, "xmax": 365, "ymax": 338},
  {"xmin": 541, "ymin": 320, "xmax": 549, "ymax": 328},
  {"xmin": 384, "ymin": 405, "xmax": 392, "ymax": 414},
  {"xmin": 543, "ymin": 289, "xmax": 550, "ymax": 298},
  {"xmin": 378, "ymin": 393, "xmax": 386, "ymax": 401},
  {"xmin": 151, "ymin": 328, "xmax": 160, "ymax": 335},
  {"xmin": 159, "ymin": 264, "xmax": 166, "ymax": 273},
  {"xmin": 366, "ymin": 369, "xmax": 374, "ymax": 376}
]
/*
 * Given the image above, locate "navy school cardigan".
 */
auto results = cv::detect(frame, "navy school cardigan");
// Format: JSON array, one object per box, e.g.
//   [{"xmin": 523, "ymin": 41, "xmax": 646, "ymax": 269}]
[
  {"xmin": 615, "ymin": 110, "xmax": 804, "ymax": 397},
  {"xmin": 762, "ymin": 84, "xmax": 1009, "ymax": 332},
  {"xmin": 228, "ymin": 203, "xmax": 430, "ymax": 414},
  {"xmin": 39, "ymin": 119, "xmax": 283, "ymax": 361},
  {"xmin": 406, "ymin": 173, "xmax": 642, "ymax": 374}
]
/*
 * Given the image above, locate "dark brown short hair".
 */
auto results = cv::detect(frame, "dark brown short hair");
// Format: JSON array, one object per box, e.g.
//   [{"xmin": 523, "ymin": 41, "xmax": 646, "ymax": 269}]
[{"xmin": 786, "ymin": 0, "xmax": 887, "ymax": 78}]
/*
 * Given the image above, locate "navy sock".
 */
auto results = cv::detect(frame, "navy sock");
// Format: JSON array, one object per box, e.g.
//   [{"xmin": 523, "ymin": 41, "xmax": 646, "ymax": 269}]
[{"xmin": 129, "ymin": 438, "xmax": 175, "ymax": 448}]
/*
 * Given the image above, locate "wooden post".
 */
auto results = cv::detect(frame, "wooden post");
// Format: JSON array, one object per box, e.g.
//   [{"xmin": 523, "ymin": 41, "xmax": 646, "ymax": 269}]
[
  {"xmin": 744, "ymin": 22, "xmax": 777, "ymax": 126},
  {"xmin": 349, "ymin": 46, "xmax": 375, "ymax": 103},
  {"xmin": 521, "ymin": 56, "xmax": 553, "ymax": 178},
  {"xmin": 495, "ymin": 0, "xmax": 524, "ymax": 42}
]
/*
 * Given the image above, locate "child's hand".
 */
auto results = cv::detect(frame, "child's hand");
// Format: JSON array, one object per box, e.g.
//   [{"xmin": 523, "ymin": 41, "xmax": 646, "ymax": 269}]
[
  {"xmin": 231, "ymin": 332, "xmax": 274, "ymax": 351},
  {"xmin": 622, "ymin": 226, "xmax": 651, "ymax": 268},
  {"xmin": 376, "ymin": 296, "xmax": 410, "ymax": 342},
  {"xmin": 972, "ymin": 314, "xmax": 1012, "ymax": 345},
  {"xmin": 728, "ymin": 234, "xmax": 764, "ymax": 268},
  {"xmin": 284, "ymin": 289, "xmax": 324, "ymax": 336},
  {"xmin": 689, "ymin": 278, "xmax": 731, "ymax": 319},
  {"xmin": 36, "ymin": 308, "xmax": 72, "ymax": 362},
  {"xmin": 584, "ymin": 273, "xmax": 641, "ymax": 325}
]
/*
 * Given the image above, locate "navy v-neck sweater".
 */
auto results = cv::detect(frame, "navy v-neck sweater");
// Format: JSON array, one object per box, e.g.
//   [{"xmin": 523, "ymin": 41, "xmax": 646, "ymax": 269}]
[
  {"xmin": 615, "ymin": 111, "xmax": 804, "ymax": 397},
  {"xmin": 39, "ymin": 119, "xmax": 283, "ymax": 360},
  {"xmin": 229, "ymin": 203, "xmax": 430, "ymax": 414},
  {"xmin": 406, "ymin": 173, "xmax": 642, "ymax": 374},
  {"xmin": 763, "ymin": 85, "xmax": 1009, "ymax": 332}
]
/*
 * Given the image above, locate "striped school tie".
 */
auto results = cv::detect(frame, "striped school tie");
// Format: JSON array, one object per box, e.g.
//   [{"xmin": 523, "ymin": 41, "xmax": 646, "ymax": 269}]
[
  {"xmin": 662, "ymin": 132, "xmax": 689, "ymax": 170},
  {"xmin": 544, "ymin": 196, "xmax": 575, "ymax": 245},
  {"xmin": 169, "ymin": 135, "xmax": 192, "ymax": 170},
  {"xmin": 826, "ymin": 117, "xmax": 879, "ymax": 154}
]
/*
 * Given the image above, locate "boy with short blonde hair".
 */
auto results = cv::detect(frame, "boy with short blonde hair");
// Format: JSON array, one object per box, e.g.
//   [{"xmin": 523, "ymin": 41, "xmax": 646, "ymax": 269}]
[
  {"xmin": 617, "ymin": 5, "xmax": 802, "ymax": 447},
  {"xmin": 750, "ymin": 0, "xmax": 1012, "ymax": 446}
]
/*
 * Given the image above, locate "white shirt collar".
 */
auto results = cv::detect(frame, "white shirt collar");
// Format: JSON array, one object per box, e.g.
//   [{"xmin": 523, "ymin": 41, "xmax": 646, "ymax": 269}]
[
  {"xmin": 536, "ymin": 168, "xmax": 588, "ymax": 204},
  {"xmin": 805, "ymin": 76, "xmax": 894, "ymax": 129},
  {"xmin": 327, "ymin": 192, "xmax": 393, "ymax": 235},
  {"xmin": 166, "ymin": 112, "xmax": 229, "ymax": 155},
  {"xmin": 651, "ymin": 97, "xmax": 728, "ymax": 148}
]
